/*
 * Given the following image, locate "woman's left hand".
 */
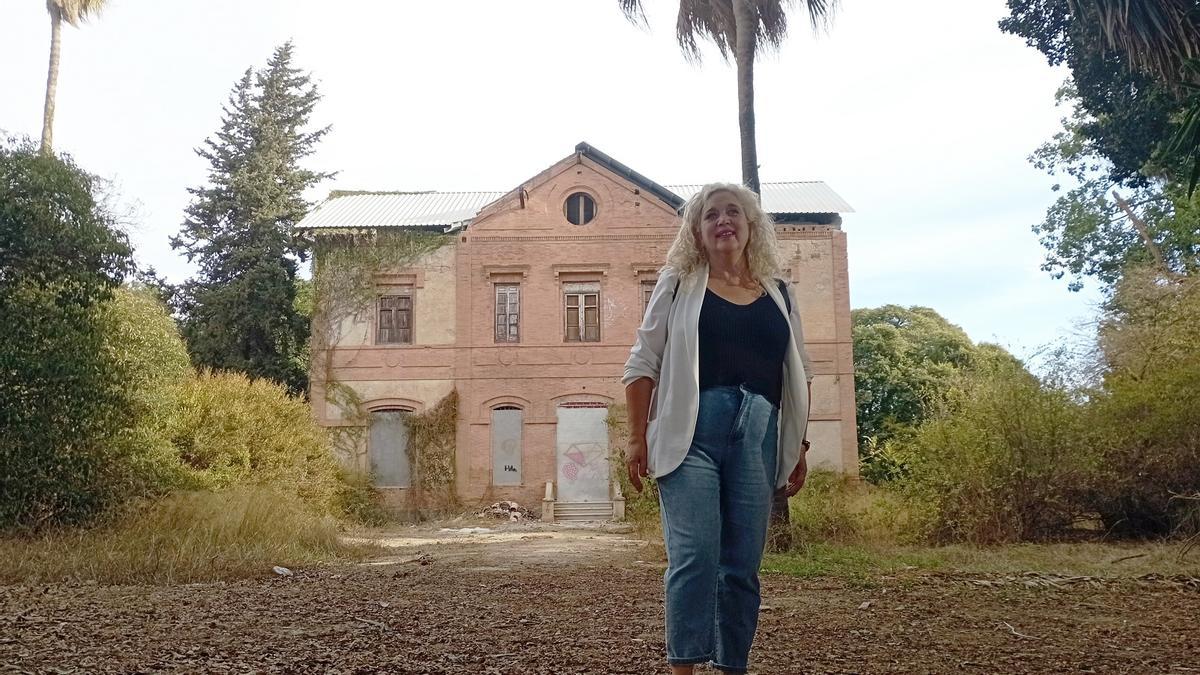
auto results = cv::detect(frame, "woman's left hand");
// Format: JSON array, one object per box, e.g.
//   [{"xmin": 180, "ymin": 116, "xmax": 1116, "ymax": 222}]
[{"xmin": 783, "ymin": 452, "xmax": 808, "ymax": 497}]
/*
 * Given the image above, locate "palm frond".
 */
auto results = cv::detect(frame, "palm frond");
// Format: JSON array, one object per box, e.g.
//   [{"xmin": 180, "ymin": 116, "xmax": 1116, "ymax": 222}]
[
  {"xmin": 797, "ymin": 0, "xmax": 838, "ymax": 32},
  {"xmin": 1069, "ymin": 0, "xmax": 1200, "ymax": 82},
  {"xmin": 617, "ymin": 0, "xmax": 648, "ymax": 26},
  {"xmin": 624, "ymin": 0, "xmax": 837, "ymax": 63},
  {"xmin": 676, "ymin": 0, "xmax": 735, "ymax": 62},
  {"xmin": 47, "ymin": 0, "xmax": 107, "ymax": 27}
]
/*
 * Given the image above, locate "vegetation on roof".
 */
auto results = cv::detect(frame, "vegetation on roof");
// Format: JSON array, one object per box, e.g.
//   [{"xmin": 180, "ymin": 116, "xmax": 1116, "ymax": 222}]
[{"xmin": 326, "ymin": 189, "xmax": 436, "ymax": 200}]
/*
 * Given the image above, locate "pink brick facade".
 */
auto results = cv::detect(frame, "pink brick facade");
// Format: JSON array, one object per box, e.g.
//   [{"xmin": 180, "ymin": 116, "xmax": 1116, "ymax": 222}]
[{"xmin": 309, "ymin": 148, "xmax": 858, "ymax": 514}]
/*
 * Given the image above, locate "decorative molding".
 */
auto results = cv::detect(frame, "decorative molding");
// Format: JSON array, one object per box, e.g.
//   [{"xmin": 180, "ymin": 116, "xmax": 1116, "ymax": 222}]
[
  {"xmin": 478, "ymin": 394, "xmax": 532, "ymax": 418},
  {"xmin": 549, "ymin": 392, "xmax": 615, "ymax": 407},
  {"xmin": 631, "ymin": 264, "xmax": 661, "ymax": 278},
  {"xmin": 374, "ymin": 270, "xmax": 424, "ymax": 288},
  {"xmin": 472, "ymin": 234, "xmax": 674, "ymax": 243},
  {"xmin": 482, "ymin": 264, "xmax": 530, "ymax": 279},
  {"xmin": 553, "ymin": 262, "xmax": 610, "ymax": 279},
  {"xmin": 363, "ymin": 397, "xmax": 426, "ymax": 413}
]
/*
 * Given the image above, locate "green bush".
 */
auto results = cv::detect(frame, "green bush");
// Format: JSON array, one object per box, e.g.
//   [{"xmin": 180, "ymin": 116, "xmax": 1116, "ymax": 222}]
[
  {"xmin": 165, "ymin": 370, "xmax": 343, "ymax": 513},
  {"xmin": 606, "ymin": 404, "xmax": 661, "ymax": 531},
  {"xmin": 897, "ymin": 360, "xmax": 1094, "ymax": 544},
  {"xmin": 0, "ymin": 139, "xmax": 135, "ymax": 530},
  {"xmin": 1081, "ymin": 269, "xmax": 1200, "ymax": 536},
  {"xmin": 98, "ymin": 286, "xmax": 195, "ymax": 495},
  {"xmin": 785, "ymin": 472, "xmax": 915, "ymax": 546}
]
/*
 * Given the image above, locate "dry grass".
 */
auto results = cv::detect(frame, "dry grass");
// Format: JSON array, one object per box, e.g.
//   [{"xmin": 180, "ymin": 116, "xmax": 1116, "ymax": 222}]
[
  {"xmin": 0, "ymin": 487, "xmax": 375, "ymax": 585},
  {"xmin": 924, "ymin": 541, "xmax": 1200, "ymax": 577}
]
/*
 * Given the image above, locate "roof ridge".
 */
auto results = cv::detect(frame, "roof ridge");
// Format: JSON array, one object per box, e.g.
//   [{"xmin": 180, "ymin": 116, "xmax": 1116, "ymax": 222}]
[
  {"xmin": 664, "ymin": 181, "xmax": 824, "ymax": 186},
  {"xmin": 326, "ymin": 189, "xmax": 505, "ymax": 199}
]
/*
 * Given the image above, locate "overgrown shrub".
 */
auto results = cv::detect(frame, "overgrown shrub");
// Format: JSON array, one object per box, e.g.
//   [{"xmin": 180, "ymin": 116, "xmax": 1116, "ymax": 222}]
[
  {"xmin": 165, "ymin": 371, "xmax": 343, "ymax": 513},
  {"xmin": 1081, "ymin": 269, "xmax": 1200, "ymax": 536},
  {"xmin": 98, "ymin": 286, "xmax": 194, "ymax": 495},
  {"xmin": 606, "ymin": 404, "xmax": 661, "ymax": 531},
  {"xmin": 331, "ymin": 468, "xmax": 390, "ymax": 526},
  {"xmin": 0, "ymin": 139, "xmax": 135, "ymax": 530},
  {"xmin": 897, "ymin": 360, "xmax": 1094, "ymax": 544},
  {"xmin": 785, "ymin": 472, "xmax": 915, "ymax": 545}
]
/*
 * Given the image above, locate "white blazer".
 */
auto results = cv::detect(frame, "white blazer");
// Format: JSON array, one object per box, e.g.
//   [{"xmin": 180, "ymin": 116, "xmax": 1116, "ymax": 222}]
[{"xmin": 622, "ymin": 264, "xmax": 813, "ymax": 489}]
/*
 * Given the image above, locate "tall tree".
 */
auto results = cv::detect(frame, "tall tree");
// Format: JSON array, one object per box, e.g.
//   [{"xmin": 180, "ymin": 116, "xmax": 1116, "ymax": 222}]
[
  {"xmin": 1001, "ymin": 0, "xmax": 1200, "ymax": 291},
  {"xmin": 0, "ymin": 138, "xmax": 135, "ymax": 529},
  {"xmin": 172, "ymin": 43, "xmax": 332, "ymax": 395},
  {"xmin": 619, "ymin": 0, "xmax": 837, "ymax": 194},
  {"xmin": 41, "ymin": 0, "xmax": 106, "ymax": 155},
  {"xmin": 1070, "ymin": 0, "xmax": 1200, "ymax": 193}
]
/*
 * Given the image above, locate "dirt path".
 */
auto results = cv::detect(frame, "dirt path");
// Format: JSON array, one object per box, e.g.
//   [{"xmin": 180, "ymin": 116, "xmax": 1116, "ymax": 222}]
[{"xmin": 2, "ymin": 522, "xmax": 1198, "ymax": 674}]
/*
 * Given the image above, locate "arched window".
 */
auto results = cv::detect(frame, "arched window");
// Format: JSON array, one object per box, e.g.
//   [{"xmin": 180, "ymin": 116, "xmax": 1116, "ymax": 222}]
[
  {"xmin": 369, "ymin": 409, "xmax": 412, "ymax": 487},
  {"xmin": 491, "ymin": 405, "xmax": 523, "ymax": 486}
]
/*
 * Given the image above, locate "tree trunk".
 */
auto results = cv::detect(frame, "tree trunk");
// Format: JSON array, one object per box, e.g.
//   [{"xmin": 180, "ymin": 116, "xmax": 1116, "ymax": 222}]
[
  {"xmin": 733, "ymin": 0, "xmax": 760, "ymax": 195},
  {"xmin": 42, "ymin": 7, "xmax": 63, "ymax": 155}
]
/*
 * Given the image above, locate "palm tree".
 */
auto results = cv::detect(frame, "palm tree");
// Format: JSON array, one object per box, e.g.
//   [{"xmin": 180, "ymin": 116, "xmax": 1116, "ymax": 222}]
[
  {"xmin": 619, "ymin": 0, "xmax": 837, "ymax": 194},
  {"xmin": 1067, "ymin": 0, "xmax": 1200, "ymax": 193},
  {"xmin": 41, "ymin": 0, "xmax": 106, "ymax": 155},
  {"xmin": 1070, "ymin": 0, "xmax": 1200, "ymax": 82}
]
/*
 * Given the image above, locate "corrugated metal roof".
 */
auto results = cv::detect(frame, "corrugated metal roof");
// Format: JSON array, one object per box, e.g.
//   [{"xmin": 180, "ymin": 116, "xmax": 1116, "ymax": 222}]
[
  {"xmin": 298, "ymin": 191, "xmax": 505, "ymax": 230},
  {"xmin": 667, "ymin": 182, "xmax": 854, "ymax": 214},
  {"xmin": 297, "ymin": 181, "xmax": 852, "ymax": 231}
]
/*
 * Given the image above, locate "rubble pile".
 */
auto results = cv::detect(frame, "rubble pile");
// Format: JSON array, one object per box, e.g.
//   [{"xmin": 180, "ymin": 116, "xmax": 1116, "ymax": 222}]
[{"xmin": 477, "ymin": 500, "xmax": 537, "ymax": 521}]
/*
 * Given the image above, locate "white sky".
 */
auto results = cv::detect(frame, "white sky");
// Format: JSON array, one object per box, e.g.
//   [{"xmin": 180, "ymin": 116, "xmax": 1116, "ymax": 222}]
[{"xmin": 0, "ymin": 0, "xmax": 1103, "ymax": 362}]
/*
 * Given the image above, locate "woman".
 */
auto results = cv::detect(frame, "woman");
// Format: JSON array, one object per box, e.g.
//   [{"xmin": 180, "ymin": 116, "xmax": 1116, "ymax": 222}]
[{"xmin": 623, "ymin": 182, "xmax": 813, "ymax": 675}]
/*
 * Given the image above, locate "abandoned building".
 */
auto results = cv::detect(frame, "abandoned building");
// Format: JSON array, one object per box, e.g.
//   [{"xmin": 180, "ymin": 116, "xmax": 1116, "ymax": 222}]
[{"xmin": 298, "ymin": 142, "xmax": 857, "ymax": 520}]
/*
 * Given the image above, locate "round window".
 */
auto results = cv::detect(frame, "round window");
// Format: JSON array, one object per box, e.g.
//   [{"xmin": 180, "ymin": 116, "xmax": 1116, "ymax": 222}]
[{"xmin": 564, "ymin": 192, "xmax": 596, "ymax": 225}]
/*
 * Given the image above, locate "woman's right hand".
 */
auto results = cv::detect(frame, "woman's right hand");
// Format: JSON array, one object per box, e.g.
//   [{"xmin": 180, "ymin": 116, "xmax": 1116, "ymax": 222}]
[{"xmin": 626, "ymin": 436, "xmax": 649, "ymax": 493}]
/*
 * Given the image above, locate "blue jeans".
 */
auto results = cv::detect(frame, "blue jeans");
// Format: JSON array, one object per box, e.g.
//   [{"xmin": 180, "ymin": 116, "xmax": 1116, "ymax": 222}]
[{"xmin": 657, "ymin": 385, "xmax": 779, "ymax": 674}]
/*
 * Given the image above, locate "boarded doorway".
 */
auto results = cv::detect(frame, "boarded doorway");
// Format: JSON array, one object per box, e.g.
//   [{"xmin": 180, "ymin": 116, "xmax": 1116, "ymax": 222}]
[
  {"xmin": 369, "ymin": 409, "xmax": 411, "ymax": 487},
  {"xmin": 555, "ymin": 404, "xmax": 610, "ymax": 503},
  {"xmin": 491, "ymin": 406, "xmax": 523, "ymax": 486}
]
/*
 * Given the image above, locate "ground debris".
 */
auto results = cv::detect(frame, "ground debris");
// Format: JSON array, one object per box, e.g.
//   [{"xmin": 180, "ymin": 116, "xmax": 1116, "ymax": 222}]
[
  {"xmin": 1, "ymin": 531, "xmax": 1196, "ymax": 674},
  {"xmin": 477, "ymin": 501, "xmax": 538, "ymax": 521}
]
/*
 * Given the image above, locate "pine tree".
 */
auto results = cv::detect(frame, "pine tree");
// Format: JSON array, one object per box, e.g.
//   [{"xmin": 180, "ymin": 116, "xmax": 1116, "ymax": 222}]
[{"xmin": 172, "ymin": 42, "xmax": 332, "ymax": 395}]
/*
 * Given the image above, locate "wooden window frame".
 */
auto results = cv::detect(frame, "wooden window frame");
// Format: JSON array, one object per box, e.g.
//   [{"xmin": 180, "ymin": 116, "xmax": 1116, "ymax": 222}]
[
  {"xmin": 640, "ymin": 279, "xmax": 657, "ymax": 317},
  {"xmin": 563, "ymin": 282, "xmax": 601, "ymax": 343},
  {"xmin": 376, "ymin": 292, "xmax": 414, "ymax": 345},
  {"xmin": 494, "ymin": 283, "xmax": 521, "ymax": 344}
]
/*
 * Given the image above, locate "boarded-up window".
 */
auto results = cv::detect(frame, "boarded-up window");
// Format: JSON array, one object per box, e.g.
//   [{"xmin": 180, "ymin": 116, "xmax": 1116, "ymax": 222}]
[
  {"xmin": 369, "ymin": 410, "xmax": 411, "ymax": 487},
  {"xmin": 564, "ymin": 283, "xmax": 600, "ymax": 342},
  {"xmin": 377, "ymin": 295, "xmax": 413, "ymax": 344},
  {"xmin": 641, "ymin": 280, "xmax": 656, "ymax": 317},
  {"xmin": 495, "ymin": 285, "xmax": 520, "ymax": 343},
  {"xmin": 491, "ymin": 406, "xmax": 523, "ymax": 486}
]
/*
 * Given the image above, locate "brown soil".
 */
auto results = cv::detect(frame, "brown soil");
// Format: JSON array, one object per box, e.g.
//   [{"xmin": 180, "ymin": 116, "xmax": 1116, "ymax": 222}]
[{"xmin": 2, "ymin": 523, "xmax": 1198, "ymax": 674}]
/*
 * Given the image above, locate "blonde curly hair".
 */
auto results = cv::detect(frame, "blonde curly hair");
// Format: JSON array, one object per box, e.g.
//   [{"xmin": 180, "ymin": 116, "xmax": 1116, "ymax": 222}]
[{"xmin": 664, "ymin": 182, "xmax": 781, "ymax": 280}]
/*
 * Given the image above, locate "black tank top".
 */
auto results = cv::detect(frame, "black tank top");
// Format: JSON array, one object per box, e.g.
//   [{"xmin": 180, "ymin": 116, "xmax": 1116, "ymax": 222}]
[{"xmin": 697, "ymin": 286, "xmax": 790, "ymax": 406}]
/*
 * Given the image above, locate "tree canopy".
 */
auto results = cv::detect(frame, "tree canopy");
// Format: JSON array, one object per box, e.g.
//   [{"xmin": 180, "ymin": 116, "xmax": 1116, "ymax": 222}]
[
  {"xmin": 1001, "ymin": 0, "xmax": 1200, "ymax": 292},
  {"xmin": 171, "ymin": 43, "xmax": 332, "ymax": 395},
  {"xmin": 0, "ymin": 138, "xmax": 134, "ymax": 529}
]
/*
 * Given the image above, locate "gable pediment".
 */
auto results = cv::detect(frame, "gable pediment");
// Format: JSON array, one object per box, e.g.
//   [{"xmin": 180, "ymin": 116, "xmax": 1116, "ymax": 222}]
[{"xmin": 469, "ymin": 146, "xmax": 682, "ymax": 235}]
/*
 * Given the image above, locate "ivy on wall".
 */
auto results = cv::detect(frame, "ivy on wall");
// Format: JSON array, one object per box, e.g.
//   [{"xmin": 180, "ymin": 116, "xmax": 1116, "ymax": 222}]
[
  {"xmin": 309, "ymin": 230, "xmax": 454, "ymax": 484},
  {"xmin": 406, "ymin": 390, "xmax": 460, "ymax": 515}
]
